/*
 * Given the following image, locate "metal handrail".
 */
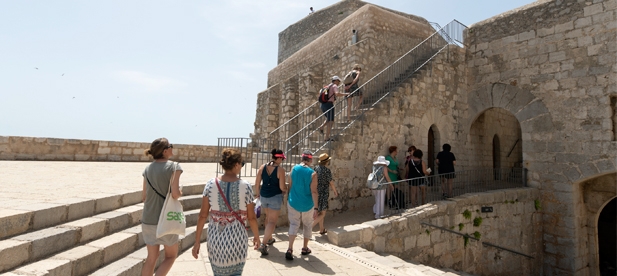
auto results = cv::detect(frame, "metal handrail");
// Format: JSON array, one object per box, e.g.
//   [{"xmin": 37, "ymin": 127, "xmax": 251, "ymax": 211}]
[{"xmin": 279, "ymin": 20, "xmax": 467, "ymax": 159}]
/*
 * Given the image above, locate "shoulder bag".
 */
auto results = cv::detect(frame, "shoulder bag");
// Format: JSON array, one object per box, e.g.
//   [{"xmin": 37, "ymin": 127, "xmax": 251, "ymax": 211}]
[{"xmin": 156, "ymin": 162, "xmax": 186, "ymax": 238}]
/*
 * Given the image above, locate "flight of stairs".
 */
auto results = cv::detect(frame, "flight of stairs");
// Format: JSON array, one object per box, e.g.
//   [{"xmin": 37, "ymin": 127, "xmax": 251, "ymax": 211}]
[{"xmin": 0, "ymin": 184, "xmax": 208, "ymax": 276}]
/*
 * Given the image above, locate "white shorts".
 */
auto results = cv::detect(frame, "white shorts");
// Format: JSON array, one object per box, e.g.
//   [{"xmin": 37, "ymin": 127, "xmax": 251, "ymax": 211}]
[{"xmin": 287, "ymin": 204, "xmax": 314, "ymax": 238}]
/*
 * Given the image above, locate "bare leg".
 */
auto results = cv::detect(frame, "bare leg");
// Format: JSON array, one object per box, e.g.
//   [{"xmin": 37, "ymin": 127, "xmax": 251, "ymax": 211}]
[
  {"xmin": 142, "ymin": 245, "xmax": 160, "ymax": 276},
  {"xmin": 312, "ymin": 210, "xmax": 327, "ymax": 232},
  {"xmin": 262, "ymin": 207, "xmax": 280, "ymax": 245},
  {"xmin": 325, "ymin": 121, "xmax": 333, "ymax": 140},
  {"xmin": 447, "ymin": 178, "xmax": 454, "ymax": 197},
  {"xmin": 347, "ymin": 97, "xmax": 352, "ymax": 121},
  {"xmin": 420, "ymin": 186, "xmax": 426, "ymax": 205},
  {"xmin": 411, "ymin": 186, "xmax": 418, "ymax": 207},
  {"xmin": 154, "ymin": 243, "xmax": 178, "ymax": 276}
]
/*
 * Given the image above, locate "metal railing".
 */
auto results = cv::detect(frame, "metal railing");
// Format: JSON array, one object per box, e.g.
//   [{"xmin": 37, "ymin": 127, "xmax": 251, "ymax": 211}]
[
  {"xmin": 380, "ymin": 167, "xmax": 527, "ymax": 217},
  {"xmin": 283, "ymin": 19, "xmax": 468, "ymax": 156}
]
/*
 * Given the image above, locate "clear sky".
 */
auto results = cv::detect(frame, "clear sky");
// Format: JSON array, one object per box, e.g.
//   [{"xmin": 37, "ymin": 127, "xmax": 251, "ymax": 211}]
[{"xmin": 0, "ymin": 0, "xmax": 535, "ymax": 146}]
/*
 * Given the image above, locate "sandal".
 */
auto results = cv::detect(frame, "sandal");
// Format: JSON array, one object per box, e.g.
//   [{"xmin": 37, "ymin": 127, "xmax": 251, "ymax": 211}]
[
  {"xmin": 319, "ymin": 229, "xmax": 327, "ymax": 235},
  {"xmin": 266, "ymin": 238, "xmax": 275, "ymax": 245},
  {"xmin": 285, "ymin": 249, "xmax": 294, "ymax": 260},
  {"xmin": 259, "ymin": 244, "xmax": 269, "ymax": 256},
  {"xmin": 301, "ymin": 247, "xmax": 312, "ymax": 255}
]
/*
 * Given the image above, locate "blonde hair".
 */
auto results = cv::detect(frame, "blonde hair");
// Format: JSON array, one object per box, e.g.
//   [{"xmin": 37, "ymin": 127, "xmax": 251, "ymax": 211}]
[{"xmin": 353, "ymin": 64, "xmax": 362, "ymax": 70}]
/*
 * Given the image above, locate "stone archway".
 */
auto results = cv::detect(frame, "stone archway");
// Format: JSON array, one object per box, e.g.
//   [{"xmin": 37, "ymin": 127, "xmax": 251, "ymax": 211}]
[
  {"xmin": 580, "ymin": 173, "xmax": 617, "ymax": 276},
  {"xmin": 469, "ymin": 108, "xmax": 522, "ymax": 171},
  {"xmin": 427, "ymin": 125, "xmax": 440, "ymax": 174}
]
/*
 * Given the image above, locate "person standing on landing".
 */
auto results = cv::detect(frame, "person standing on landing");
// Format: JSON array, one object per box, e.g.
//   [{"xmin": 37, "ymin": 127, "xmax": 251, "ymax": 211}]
[
  {"xmin": 319, "ymin": 76, "xmax": 349, "ymax": 141},
  {"xmin": 345, "ymin": 64, "xmax": 363, "ymax": 121},
  {"xmin": 141, "ymin": 138, "xmax": 183, "ymax": 276},
  {"xmin": 436, "ymin": 143, "xmax": 456, "ymax": 199},
  {"xmin": 254, "ymin": 149, "xmax": 288, "ymax": 256},
  {"xmin": 192, "ymin": 149, "xmax": 260, "ymax": 275},
  {"xmin": 285, "ymin": 150, "xmax": 319, "ymax": 260},
  {"xmin": 312, "ymin": 153, "xmax": 338, "ymax": 235},
  {"xmin": 407, "ymin": 149, "xmax": 430, "ymax": 207}
]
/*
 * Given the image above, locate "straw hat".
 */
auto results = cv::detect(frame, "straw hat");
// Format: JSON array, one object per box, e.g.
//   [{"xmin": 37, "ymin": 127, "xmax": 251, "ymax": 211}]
[
  {"xmin": 373, "ymin": 156, "xmax": 390, "ymax": 166},
  {"xmin": 318, "ymin": 153, "xmax": 331, "ymax": 162}
]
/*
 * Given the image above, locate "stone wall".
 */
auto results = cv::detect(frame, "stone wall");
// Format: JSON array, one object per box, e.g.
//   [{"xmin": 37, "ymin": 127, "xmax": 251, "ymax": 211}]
[
  {"xmin": 329, "ymin": 188, "xmax": 543, "ymax": 276},
  {"xmin": 465, "ymin": 0, "xmax": 617, "ymax": 274},
  {"xmin": 277, "ymin": 0, "xmax": 429, "ymax": 64},
  {"xmin": 0, "ymin": 136, "xmax": 218, "ymax": 162}
]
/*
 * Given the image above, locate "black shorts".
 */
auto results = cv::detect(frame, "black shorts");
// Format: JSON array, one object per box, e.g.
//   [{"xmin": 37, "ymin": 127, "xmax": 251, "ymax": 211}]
[
  {"xmin": 408, "ymin": 178, "xmax": 426, "ymax": 187},
  {"xmin": 440, "ymin": 172, "xmax": 456, "ymax": 179},
  {"xmin": 321, "ymin": 102, "xmax": 334, "ymax": 121}
]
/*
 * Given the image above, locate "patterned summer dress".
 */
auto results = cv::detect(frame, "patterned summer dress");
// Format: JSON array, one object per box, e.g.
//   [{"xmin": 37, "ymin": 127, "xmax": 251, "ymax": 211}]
[
  {"xmin": 204, "ymin": 178, "xmax": 254, "ymax": 276},
  {"xmin": 314, "ymin": 165, "xmax": 333, "ymax": 211}
]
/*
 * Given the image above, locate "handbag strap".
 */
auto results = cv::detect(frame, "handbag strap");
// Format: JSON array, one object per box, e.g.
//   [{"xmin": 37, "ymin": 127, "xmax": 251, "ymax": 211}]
[
  {"xmin": 145, "ymin": 166, "xmax": 166, "ymax": 200},
  {"xmin": 373, "ymin": 166, "xmax": 385, "ymax": 183},
  {"xmin": 167, "ymin": 162, "xmax": 177, "ymax": 194},
  {"xmin": 411, "ymin": 159, "xmax": 423, "ymax": 176},
  {"xmin": 214, "ymin": 178, "xmax": 244, "ymax": 223}
]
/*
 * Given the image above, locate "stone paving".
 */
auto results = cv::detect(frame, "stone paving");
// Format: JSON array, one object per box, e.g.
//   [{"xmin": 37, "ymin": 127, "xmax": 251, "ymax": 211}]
[{"xmin": 0, "ymin": 161, "xmax": 467, "ymax": 275}]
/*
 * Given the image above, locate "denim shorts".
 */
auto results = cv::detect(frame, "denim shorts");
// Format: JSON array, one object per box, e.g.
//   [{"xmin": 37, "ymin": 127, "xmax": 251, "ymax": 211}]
[{"xmin": 261, "ymin": 194, "xmax": 283, "ymax": 210}]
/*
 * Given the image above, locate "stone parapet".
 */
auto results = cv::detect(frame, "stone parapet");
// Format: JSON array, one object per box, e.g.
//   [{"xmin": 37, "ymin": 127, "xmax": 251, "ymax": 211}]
[
  {"xmin": 0, "ymin": 136, "xmax": 217, "ymax": 162},
  {"xmin": 329, "ymin": 188, "xmax": 543, "ymax": 276}
]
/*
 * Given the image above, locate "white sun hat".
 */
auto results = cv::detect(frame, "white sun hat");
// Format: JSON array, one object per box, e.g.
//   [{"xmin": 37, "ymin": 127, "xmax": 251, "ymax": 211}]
[{"xmin": 373, "ymin": 156, "xmax": 390, "ymax": 166}]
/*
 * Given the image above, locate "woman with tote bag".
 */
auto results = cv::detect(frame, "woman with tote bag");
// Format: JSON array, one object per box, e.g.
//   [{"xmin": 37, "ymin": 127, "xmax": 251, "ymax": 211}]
[{"xmin": 141, "ymin": 138, "xmax": 183, "ymax": 276}]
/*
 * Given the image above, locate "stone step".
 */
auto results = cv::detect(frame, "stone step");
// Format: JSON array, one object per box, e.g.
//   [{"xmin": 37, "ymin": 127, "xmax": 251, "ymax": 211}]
[
  {"xmin": 5, "ymin": 215, "xmax": 207, "ymax": 276},
  {"xmin": 0, "ymin": 183, "xmax": 206, "ymax": 241},
  {"xmin": 0, "ymin": 196, "xmax": 203, "ymax": 274},
  {"xmin": 89, "ymin": 224, "xmax": 208, "ymax": 276}
]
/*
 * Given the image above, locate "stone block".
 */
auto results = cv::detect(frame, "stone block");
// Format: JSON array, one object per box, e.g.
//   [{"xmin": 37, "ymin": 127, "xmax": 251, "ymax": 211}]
[
  {"xmin": 15, "ymin": 203, "xmax": 68, "ymax": 230},
  {"xmin": 121, "ymin": 225, "xmax": 145, "ymax": 248},
  {"xmin": 60, "ymin": 217, "xmax": 108, "ymax": 243},
  {"xmin": 122, "ymin": 191, "xmax": 143, "ymax": 206},
  {"xmin": 14, "ymin": 258, "xmax": 72, "ymax": 276},
  {"xmin": 363, "ymin": 219, "xmax": 392, "ymax": 235},
  {"xmin": 584, "ymin": 3, "xmax": 604, "ymax": 16},
  {"xmin": 88, "ymin": 256, "xmax": 143, "ymax": 276},
  {"xmin": 94, "ymin": 211, "xmax": 130, "ymax": 233},
  {"xmin": 94, "ymin": 195, "xmax": 123, "ymax": 213},
  {"xmin": 88, "ymin": 232, "xmax": 138, "ymax": 264},
  {"xmin": 0, "ymin": 239, "xmax": 31, "ymax": 272},
  {"xmin": 328, "ymin": 224, "xmax": 369, "ymax": 246},
  {"xmin": 0, "ymin": 209, "xmax": 33, "ymax": 239},
  {"xmin": 53, "ymin": 245, "xmax": 103, "ymax": 276},
  {"xmin": 180, "ymin": 195, "xmax": 204, "ymax": 211},
  {"xmin": 14, "ymin": 227, "xmax": 79, "ymax": 260},
  {"xmin": 116, "ymin": 205, "xmax": 143, "ymax": 225},
  {"xmin": 51, "ymin": 198, "xmax": 95, "ymax": 221}
]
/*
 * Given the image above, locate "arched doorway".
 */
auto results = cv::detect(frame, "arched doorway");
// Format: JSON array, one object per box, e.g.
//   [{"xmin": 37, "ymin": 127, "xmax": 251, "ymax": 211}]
[
  {"xmin": 598, "ymin": 198, "xmax": 616, "ymax": 275},
  {"xmin": 469, "ymin": 108, "xmax": 522, "ymax": 170},
  {"xmin": 427, "ymin": 125, "xmax": 440, "ymax": 174}
]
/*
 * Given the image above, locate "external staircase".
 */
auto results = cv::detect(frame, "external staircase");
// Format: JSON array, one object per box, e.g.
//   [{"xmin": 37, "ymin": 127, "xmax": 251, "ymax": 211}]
[{"xmin": 249, "ymin": 20, "xmax": 468, "ymax": 172}]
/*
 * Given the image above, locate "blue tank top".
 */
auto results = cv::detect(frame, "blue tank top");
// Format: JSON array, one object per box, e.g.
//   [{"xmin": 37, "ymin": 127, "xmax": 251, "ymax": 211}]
[
  {"xmin": 289, "ymin": 164, "xmax": 315, "ymax": 212},
  {"xmin": 260, "ymin": 164, "xmax": 282, "ymax": 198}
]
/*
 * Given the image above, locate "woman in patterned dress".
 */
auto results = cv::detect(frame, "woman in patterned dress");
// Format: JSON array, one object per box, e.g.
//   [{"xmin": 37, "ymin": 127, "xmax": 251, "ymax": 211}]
[
  {"xmin": 192, "ymin": 148, "xmax": 260, "ymax": 276},
  {"xmin": 311, "ymin": 153, "xmax": 338, "ymax": 235}
]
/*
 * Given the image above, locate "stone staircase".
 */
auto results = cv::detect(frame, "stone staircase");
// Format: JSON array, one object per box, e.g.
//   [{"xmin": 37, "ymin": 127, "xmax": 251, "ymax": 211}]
[{"xmin": 0, "ymin": 184, "xmax": 207, "ymax": 276}]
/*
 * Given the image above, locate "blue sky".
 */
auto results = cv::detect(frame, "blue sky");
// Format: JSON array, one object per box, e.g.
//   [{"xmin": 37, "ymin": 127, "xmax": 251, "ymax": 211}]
[{"xmin": 0, "ymin": 0, "xmax": 534, "ymax": 145}]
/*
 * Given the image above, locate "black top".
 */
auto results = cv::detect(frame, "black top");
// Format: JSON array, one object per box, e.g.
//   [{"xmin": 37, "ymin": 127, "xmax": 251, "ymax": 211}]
[
  {"xmin": 260, "ymin": 165, "xmax": 283, "ymax": 198},
  {"xmin": 407, "ymin": 159, "xmax": 424, "ymax": 179},
  {"xmin": 350, "ymin": 72, "xmax": 359, "ymax": 90},
  {"xmin": 436, "ymin": 151, "xmax": 456, "ymax": 174}
]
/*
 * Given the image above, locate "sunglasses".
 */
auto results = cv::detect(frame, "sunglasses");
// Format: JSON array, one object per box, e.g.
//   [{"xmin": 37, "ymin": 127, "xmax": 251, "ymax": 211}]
[
  {"xmin": 164, "ymin": 144, "xmax": 173, "ymax": 149},
  {"xmin": 241, "ymin": 161, "xmax": 245, "ymax": 167}
]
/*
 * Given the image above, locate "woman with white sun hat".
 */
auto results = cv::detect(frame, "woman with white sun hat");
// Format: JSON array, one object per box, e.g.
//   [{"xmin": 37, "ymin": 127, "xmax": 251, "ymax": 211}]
[{"xmin": 371, "ymin": 156, "xmax": 392, "ymax": 219}]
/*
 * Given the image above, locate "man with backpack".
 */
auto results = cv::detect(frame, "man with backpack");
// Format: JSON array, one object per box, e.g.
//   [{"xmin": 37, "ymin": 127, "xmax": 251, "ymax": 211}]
[{"xmin": 318, "ymin": 76, "xmax": 348, "ymax": 141}]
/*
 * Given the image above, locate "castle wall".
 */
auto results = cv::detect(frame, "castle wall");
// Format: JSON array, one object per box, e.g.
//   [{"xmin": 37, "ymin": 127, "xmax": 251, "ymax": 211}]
[
  {"xmin": 330, "ymin": 188, "xmax": 543, "ymax": 276},
  {"xmin": 465, "ymin": 0, "xmax": 617, "ymax": 274},
  {"xmin": 277, "ymin": 0, "xmax": 429, "ymax": 64},
  {"xmin": 0, "ymin": 136, "xmax": 218, "ymax": 162}
]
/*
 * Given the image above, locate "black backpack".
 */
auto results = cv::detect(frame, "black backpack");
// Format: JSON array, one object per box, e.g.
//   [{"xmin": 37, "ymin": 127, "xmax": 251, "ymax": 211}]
[{"xmin": 318, "ymin": 84, "xmax": 333, "ymax": 103}]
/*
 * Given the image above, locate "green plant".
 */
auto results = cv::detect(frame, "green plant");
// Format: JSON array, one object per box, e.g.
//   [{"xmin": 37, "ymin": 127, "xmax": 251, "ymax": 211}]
[
  {"xmin": 473, "ymin": 231, "xmax": 481, "ymax": 240},
  {"xmin": 463, "ymin": 234, "xmax": 470, "ymax": 248},
  {"xmin": 463, "ymin": 209, "xmax": 472, "ymax": 219},
  {"xmin": 510, "ymin": 200, "xmax": 516, "ymax": 204},
  {"xmin": 450, "ymin": 225, "xmax": 455, "ymax": 230},
  {"xmin": 534, "ymin": 199, "xmax": 541, "ymax": 211},
  {"xmin": 425, "ymin": 229, "xmax": 431, "ymax": 235},
  {"xmin": 473, "ymin": 217, "xmax": 483, "ymax": 227},
  {"xmin": 458, "ymin": 223, "xmax": 464, "ymax": 231},
  {"xmin": 476, "ymin": 209, "xmax": 480, "ymax": 213}
]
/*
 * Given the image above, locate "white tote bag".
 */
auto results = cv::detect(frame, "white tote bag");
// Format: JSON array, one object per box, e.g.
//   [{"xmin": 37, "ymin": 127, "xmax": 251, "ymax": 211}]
[{"xmin": 156, "ymin": 162, "xmax": 186, "ymax": 238}]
